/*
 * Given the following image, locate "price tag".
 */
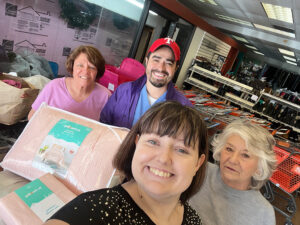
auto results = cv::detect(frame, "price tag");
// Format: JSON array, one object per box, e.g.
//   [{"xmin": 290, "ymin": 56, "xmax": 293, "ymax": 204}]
[
  {"xmin": 108, "ymin": 83, "xmax": 115, "ymax": 91},
  {"xmin": 251, "ymin": 95, "xmax": 258, "ymax": 101}
]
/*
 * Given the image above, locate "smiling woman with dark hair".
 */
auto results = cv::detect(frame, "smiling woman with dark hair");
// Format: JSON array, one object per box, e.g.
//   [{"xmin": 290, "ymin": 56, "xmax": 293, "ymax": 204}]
[
  {"xmin": 28, "ymin": 45, "xmax": 111, "ymax": 121},
  {"xmin": 44, "ymin": 101, "xmax": 208, "ymax": 225}
]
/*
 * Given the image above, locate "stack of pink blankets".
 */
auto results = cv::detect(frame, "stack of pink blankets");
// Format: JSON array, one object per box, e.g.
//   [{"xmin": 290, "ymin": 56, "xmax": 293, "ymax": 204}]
[{"xmin": 0, "ymin": 104, "xmax": 129, "ymax": 224}]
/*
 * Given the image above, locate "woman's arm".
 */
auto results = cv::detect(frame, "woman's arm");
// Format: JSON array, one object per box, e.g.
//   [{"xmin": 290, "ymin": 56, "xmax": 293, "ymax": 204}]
[{"xmin": 43, "ymin": 219, "xmax": 69, "ymax": 225}]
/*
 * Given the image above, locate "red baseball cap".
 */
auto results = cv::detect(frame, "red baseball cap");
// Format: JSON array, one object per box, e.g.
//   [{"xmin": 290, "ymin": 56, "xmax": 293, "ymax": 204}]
[{"xmin": 148, "ymin": 37, "xmax": 180, "ymax": 62}]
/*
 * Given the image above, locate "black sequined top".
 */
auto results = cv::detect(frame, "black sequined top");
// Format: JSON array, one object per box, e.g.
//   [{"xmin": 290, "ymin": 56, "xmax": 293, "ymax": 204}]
[{"xmin": 50, "ymin": 185, "xmax": 202, "ymax": 224}]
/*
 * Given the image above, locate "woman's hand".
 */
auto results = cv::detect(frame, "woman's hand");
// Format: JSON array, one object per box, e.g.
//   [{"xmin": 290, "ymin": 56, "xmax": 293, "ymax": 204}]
[{"xmin": 28, "ymin": 108, "xmax": 36, "ymax": 120}]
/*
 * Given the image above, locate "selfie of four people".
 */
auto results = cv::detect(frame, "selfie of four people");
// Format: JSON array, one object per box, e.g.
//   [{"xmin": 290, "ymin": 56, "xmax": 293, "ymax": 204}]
[{"xmin": 27, "ymin": 38, "xmax": 277, "ymax": 225}]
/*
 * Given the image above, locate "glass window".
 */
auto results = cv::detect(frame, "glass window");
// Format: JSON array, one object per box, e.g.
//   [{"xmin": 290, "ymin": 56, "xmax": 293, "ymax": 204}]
[{"xmin": 0, "ymin": 0, "xmax": 145, "ymax": 75}]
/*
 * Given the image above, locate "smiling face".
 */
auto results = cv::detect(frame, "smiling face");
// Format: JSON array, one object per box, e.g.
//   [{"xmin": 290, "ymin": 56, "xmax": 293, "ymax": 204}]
[
  {"xmin": 131, "ymin": 133, "xmax": 204, "ymax": 201},
  {"xmin": 220, "ymin": 134, "xmax": 259, "ymax": 190},
  {"xmin": 72, "ymin": 53, "xmax": 97, "ymax": 88},
  {"xmin": 145, "ymin": 47, "xmax": 177, "ymax": 89}
]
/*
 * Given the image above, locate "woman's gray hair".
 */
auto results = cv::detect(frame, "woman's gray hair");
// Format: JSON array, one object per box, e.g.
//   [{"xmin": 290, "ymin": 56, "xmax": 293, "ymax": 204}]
[{"xmin": 212, "ymin": 119, "xmax": 277, "ymax": 190}]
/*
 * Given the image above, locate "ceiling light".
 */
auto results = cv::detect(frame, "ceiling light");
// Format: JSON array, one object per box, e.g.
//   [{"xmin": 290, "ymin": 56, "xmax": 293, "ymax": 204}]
[
  {"xmin": 254, "ymin": 51, "xmax": 264, "ymax": 55},
  {"xmin": 199, "ymin": 0, "xmax": 217, "ymax": 5},
  {"xmin": 278, "ymin": 48, "xmax": 295, "ymax": 57},
  {"xmin": 216, "ymin": 14, "xmax": 253, "ymax": 27},
  {"xmin": 286, "ymin": 61, "xmax": 297, "ymax": 66},
  {"xmin": 283, "ymin": 56, "xmax": 296, "ymax": 62},
  {"xmin": 262, "ymin": 3, "xmax": 293, "ymax": 24},
  {"xmin": 245, "ymin": 44, "xmax": 257, "ymax": 50},
  {"xmin": 254, "ymin": 24, "xmax": 295, "ymax": 38},
  {"xmin": 232, "ymin": 35, "xmax": 249, "ymax": 43}
]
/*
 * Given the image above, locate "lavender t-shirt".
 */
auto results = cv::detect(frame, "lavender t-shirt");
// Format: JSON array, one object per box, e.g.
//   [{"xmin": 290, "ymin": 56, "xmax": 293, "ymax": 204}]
[{"xmin": 32, "ymin": 77, "xmax": 111, "ymax": 120}]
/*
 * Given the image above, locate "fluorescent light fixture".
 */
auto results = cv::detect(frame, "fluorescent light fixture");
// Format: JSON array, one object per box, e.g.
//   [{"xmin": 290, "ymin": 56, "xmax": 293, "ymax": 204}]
[
  {"xmin": 245, "ymin": 44, "xmax": 257, "ymax": 50},
  {"xmin": 199, "ymin": 0, "xmax": 217, "ymax": 5},
  {"xmin": 254, "ymin": 51, "xmax": 264, "ymax": 55},
  {"xmin": 278, "ymin": 48, "xmax": 295, "ymax": 57},
  {"xmin": 216, "ymin": 14, "xmax": 253, "ymax": 26},
  {"xmin": 286, "ymin": 61, "xmax": 297, "ymax": 66},
  {"xmin": 254, "ymin": 24, "xmax": 295, "ymax": 38},
  {"xmin": 262, "ymin": 3, "xmax": 293, "ymax": 24},
  {"xmin": 232, "ymin": 35, "xmax": 249, "ymax": 43},
  {"xmin": 126, "ymin": 0, "xmax": 157, "ymax": 16},
  {"xmin": 283, "ymin": 55, "xmax": 296, "ymax": 62}
]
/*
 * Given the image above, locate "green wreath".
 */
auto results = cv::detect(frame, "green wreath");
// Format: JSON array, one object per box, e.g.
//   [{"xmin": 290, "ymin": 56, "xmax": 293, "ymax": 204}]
[{"xmin": 59, "ymin": 0, "xmax": 97, "ymax": 30}]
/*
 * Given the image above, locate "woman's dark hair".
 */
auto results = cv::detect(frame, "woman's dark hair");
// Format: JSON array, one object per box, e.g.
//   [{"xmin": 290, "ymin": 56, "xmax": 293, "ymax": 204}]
[
  {"xmin": 65, "ymin": 45, "xmax": 105, "ymax": 79},
  {"xmin": 113, "ymin": 101, "xmax": 208, "ymax": 204}
]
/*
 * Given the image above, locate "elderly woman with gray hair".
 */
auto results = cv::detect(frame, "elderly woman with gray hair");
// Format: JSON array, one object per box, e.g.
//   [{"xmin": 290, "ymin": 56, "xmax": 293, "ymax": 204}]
[{"xmin": 190, "ymin": 119, "xmax": 277, "ymax": 225}]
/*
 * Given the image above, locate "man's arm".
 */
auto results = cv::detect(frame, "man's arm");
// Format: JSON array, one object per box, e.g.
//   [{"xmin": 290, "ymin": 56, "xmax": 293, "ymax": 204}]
[{"xmin": 100, "ymin": 88, "xmax": 119, "ymax": 125}]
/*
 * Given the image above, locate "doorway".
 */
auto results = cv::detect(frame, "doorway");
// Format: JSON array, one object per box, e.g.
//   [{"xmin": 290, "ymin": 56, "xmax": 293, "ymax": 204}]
[
  {"xmin": 135, "ymin": 25, "xmax": 153, "ymax": 63},
  {"xmin": 131, "ymin": 0, "xmax": 195, "ymax": 83}
]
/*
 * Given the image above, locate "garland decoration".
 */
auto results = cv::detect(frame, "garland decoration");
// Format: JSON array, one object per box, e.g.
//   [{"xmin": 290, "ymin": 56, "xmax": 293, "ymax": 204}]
[{"xmin": 59, "ymin": 0, "xmax": 97, "ymax": 30}]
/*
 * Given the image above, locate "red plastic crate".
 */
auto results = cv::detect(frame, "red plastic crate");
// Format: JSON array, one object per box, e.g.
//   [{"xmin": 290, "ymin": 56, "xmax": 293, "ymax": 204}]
[
  {"xmin": 270, "ymin": 147, "xmax": 300, "ymax": 193},
  {"xmin": 273, "ymin": 146, "xmax": 289, "ymax": 164}
]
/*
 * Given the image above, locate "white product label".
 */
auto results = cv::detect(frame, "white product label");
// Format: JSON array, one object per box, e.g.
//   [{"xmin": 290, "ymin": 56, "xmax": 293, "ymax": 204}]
[
  {"xmin": 15, "ymin": 179, "xmax": 65, "ymax": 222},
  {"xmin": 251, "ymin": 95, "xmax": 258, "ymax": 101},
  {"xmin": 32, "ymin": 119, "xmax": 92, "ymax": 178},
  {"xmin": 108, "ymin": 83, "xmax": 114, "ymax": 91}
]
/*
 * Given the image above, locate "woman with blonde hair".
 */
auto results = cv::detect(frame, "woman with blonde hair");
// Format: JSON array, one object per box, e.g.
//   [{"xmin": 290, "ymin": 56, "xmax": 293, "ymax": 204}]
[{"xmin": 190, "ymin": 119, "xmax": 277, "ymax": 225}]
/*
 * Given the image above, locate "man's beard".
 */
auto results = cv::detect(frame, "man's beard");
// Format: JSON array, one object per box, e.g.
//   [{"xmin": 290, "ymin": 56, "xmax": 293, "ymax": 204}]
[{"xmin": 149, "ymin": 70, "xmax": 169, "ymax": 88}]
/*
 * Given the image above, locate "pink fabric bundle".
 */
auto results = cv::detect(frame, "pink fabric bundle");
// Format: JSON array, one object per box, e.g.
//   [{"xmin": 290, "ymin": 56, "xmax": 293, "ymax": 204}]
[
  {"xmin": 2, "ymin": 80, "xmax": 22, "ymax": 89},
  {"xmin": 1, "ymin": 104, "xmax": 129, "ymax": 194},
  {"xmin": 0, "ymin": 173, "xmax": 76, "ymax": 225}
]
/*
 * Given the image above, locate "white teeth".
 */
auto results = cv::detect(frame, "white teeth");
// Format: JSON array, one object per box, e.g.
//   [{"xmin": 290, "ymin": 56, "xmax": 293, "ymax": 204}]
[
  {"xmin": 153, "ymin": 72, "xmax": 164, "ymax": 77},
  {"xmin": 149, "ymin": 167, "xmax": 171, "ymax": 178},
  {"xmin": 80, "ymin": 76, "xmax": 88, "ymax": 79}
]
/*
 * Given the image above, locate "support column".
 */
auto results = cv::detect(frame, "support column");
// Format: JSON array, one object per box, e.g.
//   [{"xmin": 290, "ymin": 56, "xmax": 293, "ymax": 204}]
[
  {"xmin": 221, "ymin": 47, "xmax": 239, "ymax": 75},
  {"xmin": 176, "ymin": 27, "xmax": 206, "ymax": 88}
]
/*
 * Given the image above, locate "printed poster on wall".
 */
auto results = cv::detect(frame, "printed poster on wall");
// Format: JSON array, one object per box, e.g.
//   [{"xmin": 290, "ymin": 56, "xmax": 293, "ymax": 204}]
[
  {"xmin": 15, "ymin": 178, "xmax": 65, "ymax": 221},
  {"xmin": 32, "ymin": 119, "xmax": 92, "ymax": 178}
]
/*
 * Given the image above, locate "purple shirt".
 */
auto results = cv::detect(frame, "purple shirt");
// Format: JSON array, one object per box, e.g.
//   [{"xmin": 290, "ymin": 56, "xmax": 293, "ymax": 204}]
[
  {"xmin": 100, "ymin": 75, "xmax": 193, "ymax": 128},
  {"xmin": 32, "ymin": 77, "xmax": 111, "ymax": 120}
]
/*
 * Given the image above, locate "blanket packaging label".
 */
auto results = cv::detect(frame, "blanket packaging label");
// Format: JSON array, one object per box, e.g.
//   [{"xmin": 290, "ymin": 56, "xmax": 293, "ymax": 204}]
[
  {"xmin": 15, "ymin": 179, "xmax": 65, "ymax": 222},
  {"xmin": 32, "ymin": 119, "xmax": 92, "ymax": 177}
]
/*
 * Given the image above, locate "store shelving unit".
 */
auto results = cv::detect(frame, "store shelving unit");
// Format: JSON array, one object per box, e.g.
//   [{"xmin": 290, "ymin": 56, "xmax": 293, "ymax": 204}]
[
  {"xmin": 185, "ymin": 65, "xmax": 256, "ymax": 109},
  {"xmin": 255, "ymin": 92, "xmax": 300, "ymax": 133},
  {"xmin": 190, "ymin": 65, "xmax": 253, "ymax": 93},
  {"xmin": 184, "ymin": 65, "xmax": 300, "ymax": 133},
  {"xmin": 261, "ymin": 92, "xmax": 300, "ymax": 112}
]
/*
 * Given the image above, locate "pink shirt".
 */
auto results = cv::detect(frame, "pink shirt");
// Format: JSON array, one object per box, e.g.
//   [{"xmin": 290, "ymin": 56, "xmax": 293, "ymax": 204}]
[{"xmin": 32, "ymin": 77, "xmax": 111, "ymax": 120}]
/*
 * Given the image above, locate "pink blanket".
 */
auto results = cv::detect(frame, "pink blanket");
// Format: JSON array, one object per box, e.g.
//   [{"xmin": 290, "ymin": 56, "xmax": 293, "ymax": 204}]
[
  {"xmin": 0, "ymin": 173, "xmax": 76, "ymax": 225},
  {"xmin": 1, "ymin": 104, "xmax": 129, "ymax": 194}
]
